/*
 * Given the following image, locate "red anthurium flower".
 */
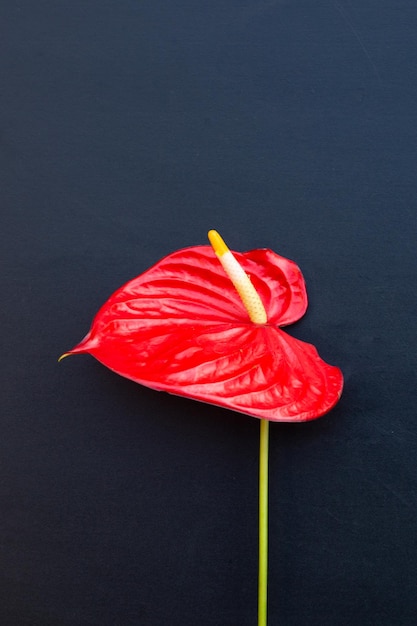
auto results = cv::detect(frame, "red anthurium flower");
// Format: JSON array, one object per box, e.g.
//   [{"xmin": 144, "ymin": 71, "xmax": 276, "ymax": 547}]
[{"xmin": 61, "ymin": 231, "xmax": 343, "ymax": 421}]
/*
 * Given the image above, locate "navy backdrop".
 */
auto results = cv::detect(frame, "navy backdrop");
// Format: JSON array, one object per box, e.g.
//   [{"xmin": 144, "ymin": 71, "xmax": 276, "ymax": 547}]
[{"xmin": 1, "ymin": 1, "xmax": 417, "ymax": 624}]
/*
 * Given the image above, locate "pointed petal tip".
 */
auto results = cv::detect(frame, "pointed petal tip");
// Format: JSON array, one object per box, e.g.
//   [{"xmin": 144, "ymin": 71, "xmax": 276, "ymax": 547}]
[{"xmin": 58, "ymin": 332, "xmax": 98, "ymax": 363}]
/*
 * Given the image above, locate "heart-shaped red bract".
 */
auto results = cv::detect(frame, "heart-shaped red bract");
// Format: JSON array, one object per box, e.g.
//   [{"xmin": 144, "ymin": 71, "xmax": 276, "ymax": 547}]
[{"xmin": 64, "ymin": 245, "xmax": 343, "ymax": 421}]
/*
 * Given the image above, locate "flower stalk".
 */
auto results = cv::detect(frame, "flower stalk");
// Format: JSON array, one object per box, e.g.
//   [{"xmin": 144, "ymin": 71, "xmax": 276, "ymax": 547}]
[{"xmin": 258, "ymin": 418, "xmax": 269, "ymax": 626}]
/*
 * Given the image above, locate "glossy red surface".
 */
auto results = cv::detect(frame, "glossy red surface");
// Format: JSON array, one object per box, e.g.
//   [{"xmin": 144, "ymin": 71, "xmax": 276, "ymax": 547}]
[{"xmin": 66, "ymin": 245, "xmax": 343, "ymax": 421}]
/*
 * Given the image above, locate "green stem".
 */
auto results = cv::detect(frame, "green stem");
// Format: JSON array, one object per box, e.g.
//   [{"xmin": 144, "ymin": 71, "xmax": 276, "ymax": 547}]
[{"xmin": 258, "ymin": 418, "xmax": 269, "ymax": 626}]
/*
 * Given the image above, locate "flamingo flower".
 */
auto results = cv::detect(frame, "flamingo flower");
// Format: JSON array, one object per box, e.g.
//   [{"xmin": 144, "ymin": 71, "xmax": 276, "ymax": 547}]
[
  {"xmin": 61, "ymin": 230, "xmax": 343, "ymax": 626},
  {"xmin": 61, "ymin": 230, "xmax": 343, "ymax": 421}
]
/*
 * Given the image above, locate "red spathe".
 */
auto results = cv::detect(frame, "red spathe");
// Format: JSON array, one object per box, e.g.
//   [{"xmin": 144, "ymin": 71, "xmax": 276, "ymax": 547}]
[{"xmin": 66, "ymin": 245, "xmax": 343, "ymax": 421}]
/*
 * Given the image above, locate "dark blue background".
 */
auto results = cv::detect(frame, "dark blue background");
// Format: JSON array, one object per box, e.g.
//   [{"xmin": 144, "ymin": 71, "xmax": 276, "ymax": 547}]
[{"xmin": 1, "ymin": 1, "xmax": 417, "ymax": 624}]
